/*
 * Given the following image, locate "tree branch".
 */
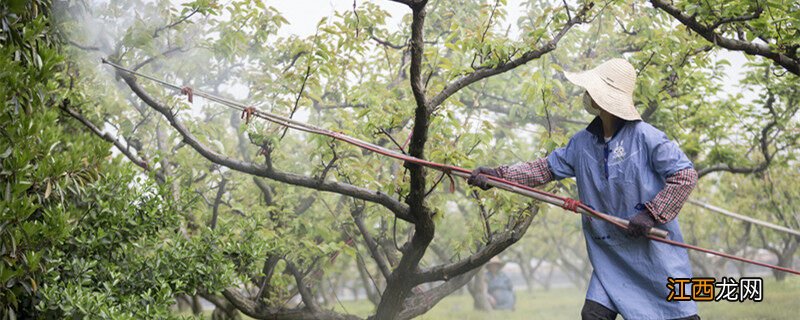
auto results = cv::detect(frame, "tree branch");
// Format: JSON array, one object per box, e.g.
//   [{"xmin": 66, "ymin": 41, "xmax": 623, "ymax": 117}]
[
  {"xmin": 210, "ymin": 177, "xmax": 228, "ymax": 229},
  {"xmin": 697, "ymin": 91, "xmax": 778, "ymax": 178},
  {"xmin": 219, "ymin": 288, "xmax": 359, "ymax": 320},
  {"xmin": 388, "ymin": 0, "xmax": 414, "ymax": 6},
  {"xmin": 650, "ymin": 0, "xmax": 798, "ymax": 75},
  {"xmin": 66, "ymin": 39, "xmax": 101, "ymax": 51},
  {"xmin": 355, "ymin": 247, "xmax": 382, "ymax": 305},
  {"xmin": 253, "ymin": 177, "xmax": 274, "ymax": 206},
  {"xmin": 255, "ymin": 255, "xmax": 281, "ymax": 301},
  {"xmin": 709, "ymin": 7, "xmax": 763, "ymax": 30},
  {"xmin": 281, "ymin": 64, "xmax": 313, "ymax": 140},
  {"xmin": 417, "ymin": 206, "xmax": 538, "ymax": 283},
  {"xmin": 408, "ymin": 3, "xmax": 428, "ymax": 111},
  {"xmin": 352, "ymin": 206, "xmax": 392, "ymax": 279},
  {"xmin": 428, "ymin": 3, "xmax": 593, "ymax": 108},
  {"xmin": 60, "ymin": 102, "xmax": 152, "ymax": 173},
  {"xmin": 368, "ymin": 28, "xmax": 406, "ymax": 49},
  {"xmin": 286, "ymin": 261, "xmax": 321, "ymax": 313},
  {"xmin": 396, "ymin": 269, "xmax": 480, "ymax": 320},
  {"xmin": 199, "ymin": 292, "xmax": 241, "ymax": 318},
  {"xmin": 115, "ymin": 70, "xmax": 414, "ymax": 223},
  {"xmin": 133, "ymin": 46, "xmax": 187, "ymax": 71},
  {"xmin": 153, "ymin": 8, "xmax": 199, "ymax": 38},
  {"xmin": 459, "ymin": 97, "xmax": 589, "ymax": 126}
]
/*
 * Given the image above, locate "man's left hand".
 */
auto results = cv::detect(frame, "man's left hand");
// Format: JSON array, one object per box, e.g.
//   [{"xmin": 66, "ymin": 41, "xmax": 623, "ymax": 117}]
[
  {"xmin": 467, "ymin": 166, "xmax": 500, "ymax": 190},
  {"xmin": 626, "ymin": 211, "xmax": 656, "ymax": 237}
]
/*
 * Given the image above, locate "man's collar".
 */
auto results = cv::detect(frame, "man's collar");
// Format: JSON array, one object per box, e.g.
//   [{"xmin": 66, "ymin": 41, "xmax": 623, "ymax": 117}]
[{"xmin": 586, "ymin": 116, "xmax": 631, "ymax": 143}]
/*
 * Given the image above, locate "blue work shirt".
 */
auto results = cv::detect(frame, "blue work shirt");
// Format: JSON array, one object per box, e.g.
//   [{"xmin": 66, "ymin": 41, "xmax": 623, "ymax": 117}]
[{"xmin": 547, "ymin": 117, "xmax": 697, "ymax": 319}]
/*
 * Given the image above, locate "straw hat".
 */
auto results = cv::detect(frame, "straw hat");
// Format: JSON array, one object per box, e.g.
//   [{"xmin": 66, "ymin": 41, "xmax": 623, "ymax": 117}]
[
  {"xmin": 487, "ymin": 256, "xmax": 506, "ymax": 267},
  {"xmin": 564, "ymin": 58, "xmax": 641, "ymax": 121}
]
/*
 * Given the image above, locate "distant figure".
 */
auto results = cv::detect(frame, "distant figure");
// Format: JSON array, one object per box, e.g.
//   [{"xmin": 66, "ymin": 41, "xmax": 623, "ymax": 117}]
[{"xmin": 485, "ymin": 257, "xmax": 515, "ymax": 310}]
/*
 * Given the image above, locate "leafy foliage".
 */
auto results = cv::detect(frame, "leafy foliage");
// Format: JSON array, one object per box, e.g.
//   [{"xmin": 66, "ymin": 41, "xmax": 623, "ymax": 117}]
[{"xmin": 0, "ymin": 1, "xmax": 236, "ymax": 318}]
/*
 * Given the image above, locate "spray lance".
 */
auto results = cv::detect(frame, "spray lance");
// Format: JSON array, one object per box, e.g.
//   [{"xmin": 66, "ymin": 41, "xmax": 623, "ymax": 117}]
[{"xmin": 100, "ymin": 59, "xmax": 800, "ymax": 276}]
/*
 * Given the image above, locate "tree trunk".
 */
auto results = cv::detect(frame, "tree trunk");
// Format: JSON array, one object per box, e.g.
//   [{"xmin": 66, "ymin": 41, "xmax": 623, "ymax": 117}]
[
  {"xmin": 350, "ymin": 285, "xmax": 359, "ymax": 301},
  {"xmin": 773, "ymin": 238, "xmax": 798, "ymax": 282},
  {"xmin": 191, "ymin": 295, "xmax": 203, "ymax": 315},
  {"xmin": 513, "ymin": 251, "xmax": 535, "ymax": 293},
  {"xmin": 689, "ymin": 253, "xmax": 712, "ymax": 277},
  {"xmin": 175, "ymin": 295, "xmax": 192, "ymax": 312},
  {"xmin": 467, "ymin": 268, "xmax": 492, "ymax": 311},
  {"xmin": 356, "ymin": 257, "xmax": 381, "ymax": 306},
  {"xmin": 201, "ymin": 292, "xmax": 242, "ymax": 320},
  {"xmin": 211, "ymin": 305, "xmax": 242, "ymax": 320},
  {"xmin": 555, "ymin": 257, "xmax": 589, "ymax": 288},
  {"xmin": 542, "ymin": 263, "xmax": 554, "ymax": 291}
]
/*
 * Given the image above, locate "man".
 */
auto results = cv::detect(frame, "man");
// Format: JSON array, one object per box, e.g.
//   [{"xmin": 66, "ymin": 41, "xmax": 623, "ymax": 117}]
[
  {"xmin": 484, "ymin": 257, "xmax": 515, "ymax": 311},
  {"xmin": 468, "ymin": 59, "xmax": 700, "ymax": 320}
]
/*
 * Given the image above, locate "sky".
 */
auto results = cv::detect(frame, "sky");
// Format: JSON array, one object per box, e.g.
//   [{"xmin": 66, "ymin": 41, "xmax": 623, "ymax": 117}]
[
  {"xmin": 271, "ymin": 0, "xmax": 527, "ymax": 38},
  {"xmin": 273, "ymin": 0, "xmax": 406, "ymax": 37}
]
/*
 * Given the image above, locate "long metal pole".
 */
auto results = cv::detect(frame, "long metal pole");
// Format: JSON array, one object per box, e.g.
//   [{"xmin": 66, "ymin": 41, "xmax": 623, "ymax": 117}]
[{"xmin": 688, "ymin": 199, "xmax": 800, "ymax": 237}]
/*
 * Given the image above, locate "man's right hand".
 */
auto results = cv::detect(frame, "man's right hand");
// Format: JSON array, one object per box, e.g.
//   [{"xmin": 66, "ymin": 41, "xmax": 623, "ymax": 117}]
[{"xmin": 467, "ymin": 167, "xmax": 501, "ymax": 190}]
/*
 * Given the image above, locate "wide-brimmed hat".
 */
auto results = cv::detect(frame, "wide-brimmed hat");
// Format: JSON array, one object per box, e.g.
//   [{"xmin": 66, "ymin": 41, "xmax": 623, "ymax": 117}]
[
  {"xmin": 564, "ymin": 58, "xmax": 641, "ymax": 121},
  {"xmin": 487, "ymin": 257, "xmax": 506, "ymax": 267}
]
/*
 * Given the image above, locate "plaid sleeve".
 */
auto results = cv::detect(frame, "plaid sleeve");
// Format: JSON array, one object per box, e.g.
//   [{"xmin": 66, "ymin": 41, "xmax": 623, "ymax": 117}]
[
  {"xmin": 644, "ymin": 167, "xmax": 698, "ymax": 224},
  {"xmin": 495, "ymin": 158, "xmax": 554, "ymax": 188}
]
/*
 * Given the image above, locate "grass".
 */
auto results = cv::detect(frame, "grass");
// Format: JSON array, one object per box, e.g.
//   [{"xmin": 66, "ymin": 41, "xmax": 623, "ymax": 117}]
[
  {"xmin": 330, "ymin": 276, "xmax": 800, "ymax": 319},
  {"xmin": 185, "ymin": 277, "xmax": 799, "ymax": 319}
]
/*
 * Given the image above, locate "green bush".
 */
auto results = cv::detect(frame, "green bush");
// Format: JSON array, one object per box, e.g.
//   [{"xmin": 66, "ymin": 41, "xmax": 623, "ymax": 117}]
[{"xmin": 1, "ymin": 1, "xmax": 237, "ymax": 318}]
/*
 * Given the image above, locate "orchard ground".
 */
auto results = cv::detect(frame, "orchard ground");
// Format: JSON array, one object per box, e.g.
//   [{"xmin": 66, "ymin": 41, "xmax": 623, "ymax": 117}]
[
  {"xmin": 187, "ymin": 276, "xmax": 799, "ymax": 319},
  {"xmin": 340, "ymin": 277, "xmax": 799, "ymax": 320}
]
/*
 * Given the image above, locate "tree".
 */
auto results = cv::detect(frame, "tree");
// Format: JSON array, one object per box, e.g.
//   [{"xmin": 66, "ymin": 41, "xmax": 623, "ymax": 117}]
[
  {"xmin": 12, "ymin": 0, "xmax": 795, "ymax": 318},
  {"xmin": 1, "ymin": 1, "xmax": 224, "ymax": 318},
  {"xmin": 59, "ymin": 0, "xmax": 601, "ymax": 318},
  {"xmin": 650, "ymin": 0, "xmax": 799, "ymax": 75},
  {"xmin": 710, "ymin": 167, "xmax": 800, "ymax": 281}
]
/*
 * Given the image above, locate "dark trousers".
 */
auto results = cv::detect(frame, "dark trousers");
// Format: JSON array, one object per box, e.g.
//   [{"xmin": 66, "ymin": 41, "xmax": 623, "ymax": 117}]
[{"xmin": 580, "ymin": 299, "xmax": 701, "ymax": 320}]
